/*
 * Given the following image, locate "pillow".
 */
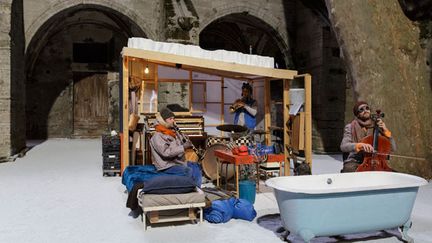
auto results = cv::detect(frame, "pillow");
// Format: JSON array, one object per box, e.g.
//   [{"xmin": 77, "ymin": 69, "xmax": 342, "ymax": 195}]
[{"xmin": 142, "ymin": 175, "xmax": 196, "ymax": 194}]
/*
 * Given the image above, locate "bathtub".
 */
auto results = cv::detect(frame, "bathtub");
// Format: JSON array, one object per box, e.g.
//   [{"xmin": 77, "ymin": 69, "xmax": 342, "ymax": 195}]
[{"xmin": 265, "ymin": 172, "xmax": 427, "ymax": 243}]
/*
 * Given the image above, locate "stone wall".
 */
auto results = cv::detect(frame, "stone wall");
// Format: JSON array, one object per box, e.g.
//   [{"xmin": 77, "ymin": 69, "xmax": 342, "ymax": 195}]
[
  {"xmin": 0, "ymin": 1, "xmax": 12, "ymax": 159},
  {"xmin": 326, "ymin": 0, "xmax": 432, "ymax": 178},
  {"xmin": 107, "ymin": 72, "xmax": 120, "ymax": 132},
  {"xmin": 0, "ymin": 0, "xmax": 26, "ymax": 160},
  {"xmin": 293, "ymin": 1, "xmax": 347, "ymax": 152}
]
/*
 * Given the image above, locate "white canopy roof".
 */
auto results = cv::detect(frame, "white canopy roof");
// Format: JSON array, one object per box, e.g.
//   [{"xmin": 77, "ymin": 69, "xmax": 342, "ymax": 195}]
[{"xmin": 127, "ymin": 37, "xmax": 274, "ymax": 68}]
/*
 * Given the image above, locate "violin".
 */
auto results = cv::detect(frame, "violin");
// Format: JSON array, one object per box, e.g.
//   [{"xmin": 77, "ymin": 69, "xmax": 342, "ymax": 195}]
[{"xmin": 356, "ymin": 110, "xmax": 393, "ymax": 172}]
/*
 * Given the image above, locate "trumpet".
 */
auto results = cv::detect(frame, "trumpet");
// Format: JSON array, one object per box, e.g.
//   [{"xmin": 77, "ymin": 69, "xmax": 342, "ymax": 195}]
[{"xmin": 229, "ymin": 99, "xmax": 245, "ymax": 112}]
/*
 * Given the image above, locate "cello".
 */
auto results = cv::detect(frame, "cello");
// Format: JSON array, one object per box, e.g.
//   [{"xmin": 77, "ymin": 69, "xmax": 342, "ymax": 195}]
[{"xmin": 356, "ymin": 110, "xmax": 393, "ymax": 172}]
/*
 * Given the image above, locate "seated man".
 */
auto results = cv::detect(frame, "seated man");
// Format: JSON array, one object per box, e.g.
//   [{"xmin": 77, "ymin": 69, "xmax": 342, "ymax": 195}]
[
  {"xmin": 149, "ymin": 107, "xmax": 194, "ymax": 177},
  {"xmin": 340, "ymin": 101, "xmax": 396, "ymax": 173}
]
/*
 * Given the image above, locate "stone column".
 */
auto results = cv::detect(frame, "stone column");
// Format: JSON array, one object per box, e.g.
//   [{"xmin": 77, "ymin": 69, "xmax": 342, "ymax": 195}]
[
  {"xmin": 0, "ymin": 0, "xmax": 26, "ymax": 161},
  {"xmin": 107, "ymin": 72, "xmax": 119, "ymax": 132},
  {"xmin": 326, "ymin": 0, "xmax": 432, "ymax": 177}
]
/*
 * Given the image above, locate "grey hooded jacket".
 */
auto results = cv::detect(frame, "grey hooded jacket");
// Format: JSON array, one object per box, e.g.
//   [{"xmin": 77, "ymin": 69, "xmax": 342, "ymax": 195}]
[{"xmin": 149, "ymin": 127, "xmax": 186, "ymax": 171}]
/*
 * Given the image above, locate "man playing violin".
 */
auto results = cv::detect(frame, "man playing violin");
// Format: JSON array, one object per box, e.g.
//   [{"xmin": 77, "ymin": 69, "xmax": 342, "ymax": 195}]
[
  {"xmin": 340, "ymin": 101, "xmax": 396, "ymax": 173},
  {"xmin": 230, "ymin": 82, "xmax": 257, "ymax": 130}
]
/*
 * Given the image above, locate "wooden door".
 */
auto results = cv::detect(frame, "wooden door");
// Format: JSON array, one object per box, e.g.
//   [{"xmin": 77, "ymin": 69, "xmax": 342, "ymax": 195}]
[{"xmin": 73, "ymin": 72, "xmax": 108, "ymax": 137}]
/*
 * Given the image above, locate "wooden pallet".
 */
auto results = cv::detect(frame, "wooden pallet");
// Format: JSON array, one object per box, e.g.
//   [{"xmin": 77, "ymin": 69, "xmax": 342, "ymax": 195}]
[{"xmin": 142, "ymin": 202, "xmax": 205, "ymax": 230}]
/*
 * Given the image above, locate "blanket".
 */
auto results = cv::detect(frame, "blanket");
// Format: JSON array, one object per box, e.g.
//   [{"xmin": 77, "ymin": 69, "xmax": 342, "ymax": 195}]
[{"xmin": 122, "ymin": 163, "xmax": 201, "ymax": 192}]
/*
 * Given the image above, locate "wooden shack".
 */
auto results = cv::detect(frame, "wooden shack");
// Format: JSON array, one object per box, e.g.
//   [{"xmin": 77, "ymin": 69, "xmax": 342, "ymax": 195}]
[{"xmin": 121, "ymin": 40, "xmax": 312, "ymax": 176}]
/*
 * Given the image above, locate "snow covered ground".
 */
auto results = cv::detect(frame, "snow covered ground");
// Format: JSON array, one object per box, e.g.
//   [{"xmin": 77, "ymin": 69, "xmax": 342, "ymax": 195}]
[{"xmin": 0, "ymin": 139, "xmax": 431, "ymax": 243}]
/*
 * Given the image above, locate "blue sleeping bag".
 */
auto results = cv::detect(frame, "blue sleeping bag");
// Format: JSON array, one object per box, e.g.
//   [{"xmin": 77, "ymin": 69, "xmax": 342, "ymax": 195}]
[
  {"xmin": 122, "ymin": 162, "xmax": 202, "ymax": 192},
  {"xmin": 203, "ymin": 199, "xmax": 234, "ymax": 223},
  {"xmin": 232, "ymin": 198, "xmax": 257, "ymax": 221},
  {"xmin": 204, "ymin": 197, "xmax": 256, "ymax": 223}
]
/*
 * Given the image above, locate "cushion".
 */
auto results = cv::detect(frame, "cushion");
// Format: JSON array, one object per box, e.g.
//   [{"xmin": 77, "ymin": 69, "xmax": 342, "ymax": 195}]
[{"xmin": 142, "ymin": 175, "xmax": 196, "ymax": 194}]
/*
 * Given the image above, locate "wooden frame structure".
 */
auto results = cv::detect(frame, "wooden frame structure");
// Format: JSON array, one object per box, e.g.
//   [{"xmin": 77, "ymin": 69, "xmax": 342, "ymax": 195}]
[{"xmin": 121, "ymin": 47, "xmax": 312, "ymax": 176}]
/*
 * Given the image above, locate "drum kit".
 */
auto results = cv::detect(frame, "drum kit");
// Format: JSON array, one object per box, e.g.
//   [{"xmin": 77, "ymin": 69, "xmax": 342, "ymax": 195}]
[{"xmin": 195, "ymin": 124, "xmax": 270, "ymax": 180}]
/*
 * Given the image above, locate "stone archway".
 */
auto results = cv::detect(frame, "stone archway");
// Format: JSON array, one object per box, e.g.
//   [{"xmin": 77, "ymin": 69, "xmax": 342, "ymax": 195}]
[
  {"xmin": 200, "ymin": 13, "xmax": 290, "ymax": 69},
  {"xmin": 25, "ymin": 0, "xmax": 157, "ymax": 50},
  {"xmin": 199, "ymin": 3, "xmax": 292, "ymax": 68},
  {"xmin": 25, "ymin": 4, "xmax": 146, "ymax": 139}
]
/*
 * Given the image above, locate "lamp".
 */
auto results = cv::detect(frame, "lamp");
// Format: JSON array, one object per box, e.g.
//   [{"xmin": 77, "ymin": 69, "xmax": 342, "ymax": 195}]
[{"xmin": 144, "ymin": 65, "xmax": 149, "ymax": 74}]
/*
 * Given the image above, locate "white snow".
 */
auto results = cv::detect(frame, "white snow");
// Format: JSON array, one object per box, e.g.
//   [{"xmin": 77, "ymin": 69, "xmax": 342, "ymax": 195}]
[{"xmin": 0, "ymin": 139, "xmax": 431, "ymax": 243}]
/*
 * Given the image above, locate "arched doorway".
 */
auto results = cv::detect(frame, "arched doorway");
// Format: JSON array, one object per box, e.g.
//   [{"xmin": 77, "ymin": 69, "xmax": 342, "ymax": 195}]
[
  {"xmin": 200, "ymin": 13, "xmax": 290, "ymax": 69},
  {"xmin": 25, "ymin": 5, "xmax": 146, "ymax": 139}
]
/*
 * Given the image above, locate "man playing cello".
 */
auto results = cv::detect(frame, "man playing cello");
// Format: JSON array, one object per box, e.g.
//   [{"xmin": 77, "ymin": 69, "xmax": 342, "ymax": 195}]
[{"xmin": 340, "ymin": 101, "xmax": 396, "ymax": 173}]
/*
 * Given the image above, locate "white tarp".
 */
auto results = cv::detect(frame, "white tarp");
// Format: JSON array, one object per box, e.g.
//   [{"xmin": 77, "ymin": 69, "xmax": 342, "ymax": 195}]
[{"xmin": 127, "ymin": 38, "xmax": 274, "ymax": 68}]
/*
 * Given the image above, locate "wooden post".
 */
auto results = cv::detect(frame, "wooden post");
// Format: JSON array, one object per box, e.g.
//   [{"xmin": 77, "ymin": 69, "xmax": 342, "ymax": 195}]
[
  {"xmin": 154, "ymin": 64, "xmax": 158, "ymax": 112},
  {"xmin": 304, "ymin": 74, "xmax": 312, "ymax": 166},
  {"xmin": 122, "ymin": 57, "xmax": 129, "ymax": 171},
  {"xmin": 139, "ymin": 80, "xmax": 145, "ymax": 113},
  {"xmin": 189, "ymin": 70, "xmax": 193, "ymax": 112},
  {"xmin": 220, "ymin": 77, "xmax": 224, "ymax": 136},
  {"xmin": 283, "ymin": 79, "xmax": 291, "ymax": 176},
  {"xmin": 292, "ymin": 74, "xmax": 313, "ymax": 167},
  {"xmin": 264, "ymin": 79, "xmax": 271, "ymax": 144}
]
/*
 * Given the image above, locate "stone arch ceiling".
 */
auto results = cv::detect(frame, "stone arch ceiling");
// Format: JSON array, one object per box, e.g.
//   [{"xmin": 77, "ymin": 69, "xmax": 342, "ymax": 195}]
[
  {"xmin": 198, "ymin": 2, "xmax": 291, "ymax": 65},
  {"xmin": 199, "ymin": 13, "xmax": 292, "ymax": 68},
  {"xmin": 24, "ymin": 0, "xmax": 156, "ymax": 50},
  {"xmin": 25, "ymin": 5, "xmax": 146, "ymax": 76}
]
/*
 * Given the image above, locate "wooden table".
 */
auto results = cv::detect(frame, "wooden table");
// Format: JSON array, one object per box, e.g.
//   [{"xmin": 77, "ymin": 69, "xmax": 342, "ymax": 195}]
[{"xmin": 214, "ymin": 149, "xmax": 285, "ymax": 197}]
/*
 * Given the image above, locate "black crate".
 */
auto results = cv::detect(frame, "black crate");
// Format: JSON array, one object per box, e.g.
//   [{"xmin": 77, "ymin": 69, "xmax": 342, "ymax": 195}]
[
  {"xmin": 103, "ymin": 162, "xmax": 121, "ymax": 170},
  {"xmin": 103, "ymin": 152, "xmax": 120, "ymax": 163},
  {"xmin": 103, "ymin": 169, "xmax": 121, "ymax": 176},
  {"xmin": 102, "ymin": 134, "xmax": 120, "ymax": 152},
  {"xmin": 102, "ymin": 150, "xmax": 120, "ymax": 176}
]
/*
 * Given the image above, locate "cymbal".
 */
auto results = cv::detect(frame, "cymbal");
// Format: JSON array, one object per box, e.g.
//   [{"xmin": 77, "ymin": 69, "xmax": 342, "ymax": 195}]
[
  {"xmin": 251, "ymin": 129, "xmax": 269, "ymax": 135},
  {"xmin": 216, "ymin": 124, "xmax": 248, "ymax": 133}
]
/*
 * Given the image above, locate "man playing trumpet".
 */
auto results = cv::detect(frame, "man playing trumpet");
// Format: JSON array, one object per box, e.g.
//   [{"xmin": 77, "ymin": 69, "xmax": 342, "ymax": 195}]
[{"xmin": 230, "ymin": 82, "xmax": 257, "ymax": 130}]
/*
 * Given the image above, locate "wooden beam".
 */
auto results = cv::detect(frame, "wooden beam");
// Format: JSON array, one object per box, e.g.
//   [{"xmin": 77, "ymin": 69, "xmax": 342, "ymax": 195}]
[
  {"xmin": 189, "ymin": 70, "xmax": 192, "ymax": 112},
  {"xmin": 264, "ymin": 79, "xmax": 271, "ymax": 144},
  {"xmin": 154, "ymin": 64, "xmax": 158, "ymax": 112},
  {"xmin": 122, "ymin": 48, "xmax": 298, "ymax": 80},
  {"xmin": 304, "ymin": 74, "xmax": 312, "ymax": 166},
  {"xmin": 283, "ymin": 79, "xmax": 291, "ymax": 176},
  {"xmin": 122, "ymin": 57, "xmax": 129, "ymax": 171},
  {"xmin": 295, "ymin": 74, "xmax": 312, "ymax": 167},
  {"xmin": 221, "ymin": 77, "xmax": 225, "ymax": 137},
  {"xmin": 139, "ymin": 80, "xmax": 144, "ymax": 113}
]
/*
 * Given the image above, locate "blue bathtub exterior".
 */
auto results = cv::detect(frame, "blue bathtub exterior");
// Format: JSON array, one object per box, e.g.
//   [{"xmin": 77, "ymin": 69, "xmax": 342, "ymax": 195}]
[{"xmin": 267, "ymin": 173, "xmax": 426, "ymax": 242}]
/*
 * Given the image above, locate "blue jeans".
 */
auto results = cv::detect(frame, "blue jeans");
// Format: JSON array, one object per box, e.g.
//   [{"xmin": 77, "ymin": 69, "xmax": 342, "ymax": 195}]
[
  {"xmin": 162, "ymin": 163, "xmax": 202, "ymax": 187},
  {"xmin": 163, "ymin": 164, "xmax": 193, "ymax": 178}
]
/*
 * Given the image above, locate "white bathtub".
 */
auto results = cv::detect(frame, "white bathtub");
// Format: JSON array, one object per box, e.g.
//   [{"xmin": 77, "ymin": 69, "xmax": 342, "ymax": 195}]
[{"xmin": 266, "ymin": 172, "xmax": 427, "ymax": 242}]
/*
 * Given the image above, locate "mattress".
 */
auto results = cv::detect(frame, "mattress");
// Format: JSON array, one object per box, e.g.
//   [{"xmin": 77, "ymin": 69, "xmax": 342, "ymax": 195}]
[{"xmin": 138, "ymin": 188, "xmax": 205, "ymax": 208}]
